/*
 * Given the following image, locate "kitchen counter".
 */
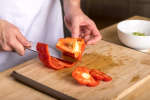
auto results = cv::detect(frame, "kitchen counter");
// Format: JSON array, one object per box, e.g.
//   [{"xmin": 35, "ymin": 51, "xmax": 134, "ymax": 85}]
[{"xmin": 0, "ymin": 16, "xmax": 150, "ymax": 100}]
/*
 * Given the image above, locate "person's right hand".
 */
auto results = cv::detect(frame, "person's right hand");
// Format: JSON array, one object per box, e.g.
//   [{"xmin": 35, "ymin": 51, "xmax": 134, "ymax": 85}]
[{"xmin": 0, "ymin": 19, "xmax": 31, "ymax": 55}]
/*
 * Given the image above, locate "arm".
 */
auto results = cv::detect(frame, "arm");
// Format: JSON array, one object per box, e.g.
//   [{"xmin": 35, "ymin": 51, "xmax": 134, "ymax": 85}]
[
  {"xmin": 63, "ymin": 0, "xmax": 102, "ymax": 44},
  {"xmin": 63, "ymin": 0, "xmax": 80, "ymax": 15}
]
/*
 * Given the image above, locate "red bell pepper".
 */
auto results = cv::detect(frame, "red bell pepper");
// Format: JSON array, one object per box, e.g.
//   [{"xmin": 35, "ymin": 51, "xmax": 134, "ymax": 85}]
[
  {"xmin": 90, "ymin": 69, "xmax": 105, "ymax": 80},
  {"xmin": 90, "ymin": 69, "xmax": 112, "ymax": 82},
  {"xmin": 56, "ymin": 38, "xmax": 85, "ymax": 60},
  {"xmin": 72, "ymin": 67, "xmax": 112, "ymax": 87},
  {"xmin": 36, "ymin": 42, "xmax": 75, "ymax": 70},
  {"xmin": 102, "ymin": 74, "xmax": 112, "ymax": 82},
  {"xmin": 72, "ymin": 66, "xmax": 99, "ymax": 87}
]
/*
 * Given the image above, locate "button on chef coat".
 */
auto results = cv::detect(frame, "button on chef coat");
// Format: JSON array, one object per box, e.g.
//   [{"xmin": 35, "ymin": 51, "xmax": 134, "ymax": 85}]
[{"xmin": 0, "ymin": 0, "xmax": 64, "ymax": 71}]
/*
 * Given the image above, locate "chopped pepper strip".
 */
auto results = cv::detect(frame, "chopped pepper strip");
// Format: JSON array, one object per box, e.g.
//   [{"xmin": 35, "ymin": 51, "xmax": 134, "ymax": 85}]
[
  {"xmin": 36, "ymin": 42, "xmax": 75, "ymax": 70},
  {"xmin": 72, "ymin": 66, "xmax": 99, "ymax": 87},
  {"xmin": 90, "ymin": 69, "xmax": 112, "ymax": 82},
  {"xmin": 102, "ymin": 74, "xmax": 112, "ymax": 82},
  {"xmin": 56, "ymin": 38, "xmax": 85, "ymax": 60},
  {"xmin": 90, "ymin": 69, "xmax": 105, "ymax": 80}
]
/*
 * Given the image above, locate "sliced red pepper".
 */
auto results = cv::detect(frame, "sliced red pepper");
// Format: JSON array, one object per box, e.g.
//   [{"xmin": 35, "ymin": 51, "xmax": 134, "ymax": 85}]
[
  {"xmin": 51, "ymin": 57, "xmax": 76, "ymax": 68},
  {"xmin": 102, "ymin": 74, "xmax": 112, "ymax": 82},
  {"xmin": 36, "ymin": 43, "xmax": 51, "ymax": 66},
  {"xmin": 36, "ymin": 42, "xmax": 75, "ymax": 70},
  {"xmin": 72, "ymin": 66, "xmax": 99, "ymax": 87},
  {"xmin": 90, "ymin": 69, "xmax": 105, "ymax": 80},
  {"xmin": 90, "ymin": 69, "xmax": 112, "ymax": 82},
  {"xmin": 56, "ymin": 38, "xmax": 85, "ymax": 60}
]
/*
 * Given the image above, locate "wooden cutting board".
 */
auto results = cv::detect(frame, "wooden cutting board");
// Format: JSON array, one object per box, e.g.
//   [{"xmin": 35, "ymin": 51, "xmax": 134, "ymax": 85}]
[{"xmin": 13, "ymin": 40, "xmax": 150, "ymax": 100}]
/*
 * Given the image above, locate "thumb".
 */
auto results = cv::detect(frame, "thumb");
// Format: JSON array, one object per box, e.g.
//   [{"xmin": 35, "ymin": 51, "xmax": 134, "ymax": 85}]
[{"xmin": 71, "ymin": 22, "xmax": 80, "ymax": 38}]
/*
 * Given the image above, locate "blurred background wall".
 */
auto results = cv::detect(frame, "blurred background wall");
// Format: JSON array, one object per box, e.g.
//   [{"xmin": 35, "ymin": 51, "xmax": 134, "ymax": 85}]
[
  {"xmin": 80, "ymin": 0, "xmax": 150, "ymax": 30},
  {"xmin": 82, "ymin": 0, "xmax": 150, "ymax": 19}
]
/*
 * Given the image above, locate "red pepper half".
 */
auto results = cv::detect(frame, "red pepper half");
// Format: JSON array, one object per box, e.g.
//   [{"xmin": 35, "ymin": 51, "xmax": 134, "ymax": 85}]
[
  {"xmin": 56, "ymin": 38, "xmax": 85, "ymax": 60},
  {"xmin": 72, "ymin": 66, "xmax": 99, "ymax": 87},
  {"xmin": 90, "ymin": 69, "xmax": 112, "ymax": 82},
  {"xmin": 36, "ymin": 42, "xmax": 75, "ymax": 70}
]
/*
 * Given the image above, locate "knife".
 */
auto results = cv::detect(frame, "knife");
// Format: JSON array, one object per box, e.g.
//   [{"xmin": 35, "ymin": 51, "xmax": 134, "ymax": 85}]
[
  {"xmin": 28, "ymin": 41, "xmax": 61, "ymax": 59},
  {"xmin": 11, "ymin": 71, "xmax": 77, "ymax": 100}
]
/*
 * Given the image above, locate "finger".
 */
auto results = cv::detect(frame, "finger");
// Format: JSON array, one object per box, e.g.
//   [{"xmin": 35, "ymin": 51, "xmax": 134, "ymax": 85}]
[
  {"xmin": 0, "ymin": 34, "xmax": 13, "ymax": 51},
  {"xmin": 8, "ymin": 37, "xmax": 25, "ymax": 55},
  {"xmin": 84, "ymin": 29, "xmax": 91, "ymax": 36},
  {"xmin": 80, "ymin": 26, "xmax": 86, "ymax": 34},
  {"xmin": 84, "ymin": 35, "xmax": 90, "ymax": 43},
  {"xmin": 78, "ymin": 25, "xmax": 91, "ymax": 39},
  {"xmin": 71, "ymin": 21, "xmax": 80, "ymax": 38},
  {"xmin": 87, "ymin": 34, "xmax": 101, "ymax": 45},
  {"xmin": 79, "ymin": 33, "xmax": 84, "ymax": 38},
  {"xmin": 1, "ymin": 44, "xmax": 12, "ymax": 51},
  {"xmin": 87, "ymin": 26, "xmax": 102, "ymax": 44},
  {"xmin": 16, "ymin": 31, "xmax": 31, "ymax": 47},
  {"xmin": 81, "ymin": 26, "xmax": 90, "ymax": 33},
  {"xmin": 87, "ymin": 33, "xmax": 101, "ymax": 44}
]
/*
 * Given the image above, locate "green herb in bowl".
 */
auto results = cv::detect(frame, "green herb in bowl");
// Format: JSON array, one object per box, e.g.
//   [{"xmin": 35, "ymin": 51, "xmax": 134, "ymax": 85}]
[{"xmin": 132, "ymin": 32, "xmax": 145, "ymax": 36}]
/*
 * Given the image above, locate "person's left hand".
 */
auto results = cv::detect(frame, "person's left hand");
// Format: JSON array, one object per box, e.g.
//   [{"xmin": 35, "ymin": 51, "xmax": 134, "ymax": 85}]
[{"xmin": 64, "ymin": 9, "xmax": 102, "ymax": 45}]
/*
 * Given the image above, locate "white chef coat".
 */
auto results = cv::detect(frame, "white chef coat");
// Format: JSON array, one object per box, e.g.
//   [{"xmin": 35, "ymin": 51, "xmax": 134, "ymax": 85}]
[{"xmin": 0, "ymin": 0, "xmax": 64, "ymax": 71}]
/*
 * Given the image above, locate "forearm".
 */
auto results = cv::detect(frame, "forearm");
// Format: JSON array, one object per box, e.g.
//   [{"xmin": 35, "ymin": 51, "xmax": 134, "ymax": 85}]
[{"xmin": 63, "ymin": 0, "xmax": 81, "ymax": 16}]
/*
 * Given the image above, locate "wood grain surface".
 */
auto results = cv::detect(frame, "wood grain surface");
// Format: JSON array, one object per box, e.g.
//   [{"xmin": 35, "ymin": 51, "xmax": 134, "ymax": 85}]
[
  {"xmin": 0, "ymin": 16, "xmax": 150, "ymax": 100},
  {"xmin": 14, "ymin": 40, "xmax": 150, "ymax": 100},
  {"xmin": 100, "ymin": 16, "xmax": 150, "ymax": 100}
]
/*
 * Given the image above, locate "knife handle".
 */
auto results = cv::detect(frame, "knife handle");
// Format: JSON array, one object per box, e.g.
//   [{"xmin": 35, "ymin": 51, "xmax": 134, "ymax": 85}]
[{"xmin": 11, "ymin": 71, "xmax": 77, "ymax": 100}]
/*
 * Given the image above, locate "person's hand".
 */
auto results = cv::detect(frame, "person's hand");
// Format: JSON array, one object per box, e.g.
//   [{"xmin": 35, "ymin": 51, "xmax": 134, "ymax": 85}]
[
  {"xmin": 0, "ymin": 19, "xmax": 31, "ymax": 55},
  {"xmin": 64, "ymin": 9, "xmax": 102, "ymax": 44}
]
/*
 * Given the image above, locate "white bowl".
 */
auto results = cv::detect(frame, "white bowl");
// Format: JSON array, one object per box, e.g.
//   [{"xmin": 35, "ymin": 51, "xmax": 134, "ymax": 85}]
[{"xmin": 117, "ymin": 20, "xmax": 150, "ymax": 50}]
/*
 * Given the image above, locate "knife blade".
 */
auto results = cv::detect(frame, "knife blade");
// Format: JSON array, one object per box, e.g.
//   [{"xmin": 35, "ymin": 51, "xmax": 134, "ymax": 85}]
[{"xmin": 28, "ymin": 42, "xmax": 61, "ymax": 59}]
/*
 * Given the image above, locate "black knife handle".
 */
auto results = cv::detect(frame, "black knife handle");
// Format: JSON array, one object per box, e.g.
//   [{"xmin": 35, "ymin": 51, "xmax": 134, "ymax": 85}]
[{"xmin": 11, "ymin": 71, "xmax": 77, "ymax": 100}]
